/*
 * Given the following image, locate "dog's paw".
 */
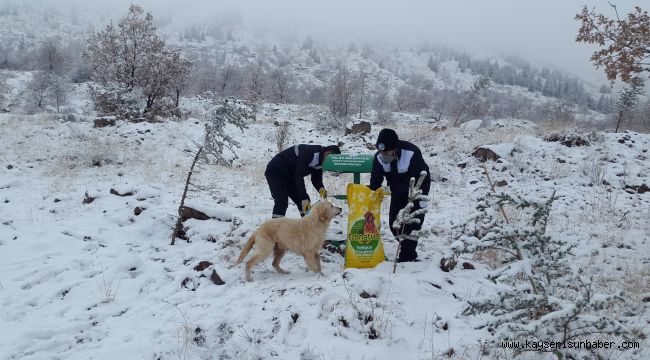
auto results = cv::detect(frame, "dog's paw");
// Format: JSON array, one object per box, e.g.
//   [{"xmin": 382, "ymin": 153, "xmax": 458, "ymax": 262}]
[{"xmin": 274, "ymin": 266, "xmax": 290, "ymax": 274}]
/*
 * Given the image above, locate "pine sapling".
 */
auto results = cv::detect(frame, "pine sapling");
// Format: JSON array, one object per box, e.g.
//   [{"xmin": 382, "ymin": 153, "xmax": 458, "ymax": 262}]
[
  {"xmin": 201, "ymin": 95, "xmax": 254, "ymax": 166},
  {"xmin": 171, "ymin": 94, "xmax": 253, "ymax": 245},
  {"xmin": 392, "ymin": 171, "xmax": 428, "ymax": 273},
  {"xmin": 448, "ymin": 190, "xmax": 631, "ymax": 358},
  {"xmin": 614, "ymin": 77, "xmax": 645, "ymax": 133}
]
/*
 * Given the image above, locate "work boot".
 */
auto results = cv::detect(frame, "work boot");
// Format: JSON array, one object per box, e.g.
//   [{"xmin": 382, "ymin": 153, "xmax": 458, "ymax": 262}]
[{"xmin": 397, "ymin": 238, "xmax": 419, "ymax": 263}]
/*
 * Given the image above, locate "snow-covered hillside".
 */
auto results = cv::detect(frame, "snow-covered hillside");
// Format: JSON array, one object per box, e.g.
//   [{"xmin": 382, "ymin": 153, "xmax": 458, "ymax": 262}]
[
  {"xmin": 1, "ymin": 107, "xmax": 648, "ymax": 359},
  {"xmin": 1, "ymin": 2, "xmax": 649, "ymax": 359},
  {"xmin": 0, "ymin": 0, "xmax": 621, "ymax": 123}
]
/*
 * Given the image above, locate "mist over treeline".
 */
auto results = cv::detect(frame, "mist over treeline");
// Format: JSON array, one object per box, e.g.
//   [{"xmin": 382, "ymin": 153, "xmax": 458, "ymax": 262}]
[{"xmin": 0, "ymin": 0, "xmax": 647, "ymax": 130}]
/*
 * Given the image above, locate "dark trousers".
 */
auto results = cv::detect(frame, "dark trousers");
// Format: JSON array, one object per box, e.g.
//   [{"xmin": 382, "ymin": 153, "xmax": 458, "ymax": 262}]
[
  {"xmin": 389, "ymin": 195, "xmax": 425, "ymax": 261},
  {"xmin": 265, "ymin": 171, "xmax": 302, "ymax": 217}
]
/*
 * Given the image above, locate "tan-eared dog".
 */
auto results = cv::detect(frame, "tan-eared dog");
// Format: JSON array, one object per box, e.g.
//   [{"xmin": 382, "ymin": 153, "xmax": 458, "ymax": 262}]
[{"xmin": 235, "ymin": 200, "xmax": 342, "ymax": 282}]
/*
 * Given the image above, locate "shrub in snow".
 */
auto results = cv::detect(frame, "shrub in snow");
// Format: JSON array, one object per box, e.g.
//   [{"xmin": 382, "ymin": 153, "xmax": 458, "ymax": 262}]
[
  {"xmin": 336, "ymin": 271, "xmax": 396, "ymax": 340},
  {"xmin": 89, "ymin": 83, "xmax": 143, "ymax": 119},
  {"xmin": 447, "ymin": 191, "xmax": 632, "ymax": 359},
  {"xmin": 543, "ymin": 131, "xmax": 602, "ymax": 148},
  {"xmin": 344, "ymin": 120, "xmax": 371, "ymax": 135},
  {"xmin": 540, "ymin": 101, "xmax": 576, "ymax": 126},
  {"xmin": 314, "ymin": 112, "xmax": 347, "ymax": 133},
  {"xmin": 146, "ymin": 96, "xmax": 183, "ymax": 120}
]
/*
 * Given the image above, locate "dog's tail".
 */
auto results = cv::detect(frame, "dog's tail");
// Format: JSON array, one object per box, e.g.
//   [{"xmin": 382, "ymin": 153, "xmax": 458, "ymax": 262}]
[{"xmin": 234, "ymin": 233, "xmax": 256, "ymax": 265}]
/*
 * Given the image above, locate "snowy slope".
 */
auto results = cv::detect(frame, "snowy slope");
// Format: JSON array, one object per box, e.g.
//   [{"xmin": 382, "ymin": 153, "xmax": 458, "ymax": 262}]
[
  {"xmin": 1, "ymin": 107, "xmax": 649, "ymax": 359},
  {"xmin": 0, "ymin": 0, "xmax": 612, "ymax": 119}
]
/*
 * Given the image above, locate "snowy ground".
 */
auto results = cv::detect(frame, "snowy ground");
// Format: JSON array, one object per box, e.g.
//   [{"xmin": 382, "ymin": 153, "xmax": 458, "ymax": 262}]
[{"xmin": 0, "ymin": 107, "xmax": 649, "ymax": 360}]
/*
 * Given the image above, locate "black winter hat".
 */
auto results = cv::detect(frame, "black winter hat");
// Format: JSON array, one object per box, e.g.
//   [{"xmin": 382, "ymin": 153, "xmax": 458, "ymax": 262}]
[
  {"xmin": 376, "ymin": 128, "xmax": 399, "ymax": 151},
  {"xmin": 324, "ymin": 145, "xmax": 341, "ymax": 154}
]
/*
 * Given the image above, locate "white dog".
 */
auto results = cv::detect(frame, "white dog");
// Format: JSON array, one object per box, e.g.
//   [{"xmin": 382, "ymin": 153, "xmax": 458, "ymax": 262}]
[{"xmin": 235, "ymin": 201, "xmax": 342, "ymax": 282}]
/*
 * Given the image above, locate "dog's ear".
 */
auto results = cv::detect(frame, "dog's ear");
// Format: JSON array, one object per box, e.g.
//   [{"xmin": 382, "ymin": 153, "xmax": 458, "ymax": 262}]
[{"xmin": 316, "ymin": 205, "xmax": 327, "ymax": 222}]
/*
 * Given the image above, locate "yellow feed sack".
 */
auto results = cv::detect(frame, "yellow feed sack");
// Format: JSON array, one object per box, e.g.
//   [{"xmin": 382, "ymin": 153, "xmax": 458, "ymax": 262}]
[{"xmin": 344, "ymin": 184, "xmax": 386, "ymax": 269}]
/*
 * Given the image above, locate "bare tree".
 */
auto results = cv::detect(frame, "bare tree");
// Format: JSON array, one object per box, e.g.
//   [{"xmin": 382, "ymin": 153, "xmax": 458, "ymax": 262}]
[
  {"xmin": 576, "ymin": 4, "xmax": 650, "ymax": 84},
  {"xmin": 328, "ymin": 62, "xmax": 353, "ymax": 118},
  {"xmin": 84, "ymin": 4, "xmax": 192, "ymax": 116},
  {"xmin": 218, "ymin": 65, "xmax": 244, "ymax": 97},
  {"xmin": 166, "ymin": 53, "xmax": 192, "ymax": 108},
  {"xmin": 372, "ymin": 79, "xmax": 393, "ymax": 123},
  {"xmin": 354, "ymin": 69, "xmax": 369, "ymax": 118},
  {"xmin": 542, "ymin": 101, "xmax": 576, "ymax": 126},
  {"xmin": 269, "ymin": 68, "xmax": 290, "ymax": 103},
  {"xmin": 49, "ymin": 74, "xmax": 70, "ymax": 113},
  {"xmin": 244, "ymin": 64, "xmax": 267, "ymax": 113},
  {"xmin": 0, "ymin": 72, "xmax": 8, "ymax": 110},
  {"xmin": 372, "ymin": 86, "xmax": 390, "ymax": 110},
  {"xmin": 27, "ymin": 71, "xmax": 50, "ymax": 110},
  {"xmin": 413, "ymin": 88, "xmax": 433, "ymax": 112},
  {"xmin": 84, "ymin": 5, "xmax": 161, "ymax": 89},
  {"xmin": 453, "ymin": 75, "xmax": 491, "ymax": 126},
  {"xmin": 394, "ymin": 85, "xmax": 417, "ymax": 112},
  {"xmin": 37, "ymin": 38, "xmax": 67, "ymax": 75},
  {"xmin": 67, "ymin": 39, "xmax": 91, "ymax": 83},
  {"xmin": 140, "ymin": 49, "xmax": 192, "ymax": 115},
  {"xmin": 188, "ymin": 60, "xmax": 220, "ymax": 95}
]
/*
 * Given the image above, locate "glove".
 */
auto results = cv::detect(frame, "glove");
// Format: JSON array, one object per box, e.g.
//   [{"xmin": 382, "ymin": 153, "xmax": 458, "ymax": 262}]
[
  {"xmin": 419, "ymin": 201, "xmax": 428, "ymax": 208},
  {"xmin": 301, "ymin": 199, "xmax": 312, "ymax": 214},
  {"xmin": 318, "ymin": 188, "xmax": 327, "ymax": 199}
]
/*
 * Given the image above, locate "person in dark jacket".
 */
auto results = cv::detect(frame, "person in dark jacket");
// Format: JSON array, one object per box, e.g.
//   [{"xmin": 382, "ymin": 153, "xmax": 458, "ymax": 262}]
[
  {"xmin": 265, "ymin": 144, "xmax": 341, "ymax": 218},
  {"xmin": 369, "ymin": 128, "xmax": 430, "ymax": 262}
]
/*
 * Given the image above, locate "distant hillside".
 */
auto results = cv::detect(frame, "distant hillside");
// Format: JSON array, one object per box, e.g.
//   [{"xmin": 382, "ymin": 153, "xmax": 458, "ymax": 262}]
[{"xmin": 0, "ymin": 1, "xmax": 628, "ymax": 126}]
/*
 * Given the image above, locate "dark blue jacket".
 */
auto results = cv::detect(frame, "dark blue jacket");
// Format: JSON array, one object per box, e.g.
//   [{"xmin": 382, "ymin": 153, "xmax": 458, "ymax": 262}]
[
  {"xmin": 266, "ymin": 144, "xmax": 325, "ymax": 201},
  {"xmin": 369, "ymin": 140, "xmax": 430, "ymax": 198}
]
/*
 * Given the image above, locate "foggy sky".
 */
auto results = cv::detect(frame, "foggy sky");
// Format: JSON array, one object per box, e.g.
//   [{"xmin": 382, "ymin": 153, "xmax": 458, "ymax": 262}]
[{"xmin": 20, "ymin": 0, "xmax": 638, "ymax": 84}]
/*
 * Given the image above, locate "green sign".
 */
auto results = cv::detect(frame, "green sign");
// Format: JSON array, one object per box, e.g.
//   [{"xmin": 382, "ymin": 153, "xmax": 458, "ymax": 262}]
[{"xmin": 322, "ymin": 154, "xmax": 374, "ymax": 173}]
